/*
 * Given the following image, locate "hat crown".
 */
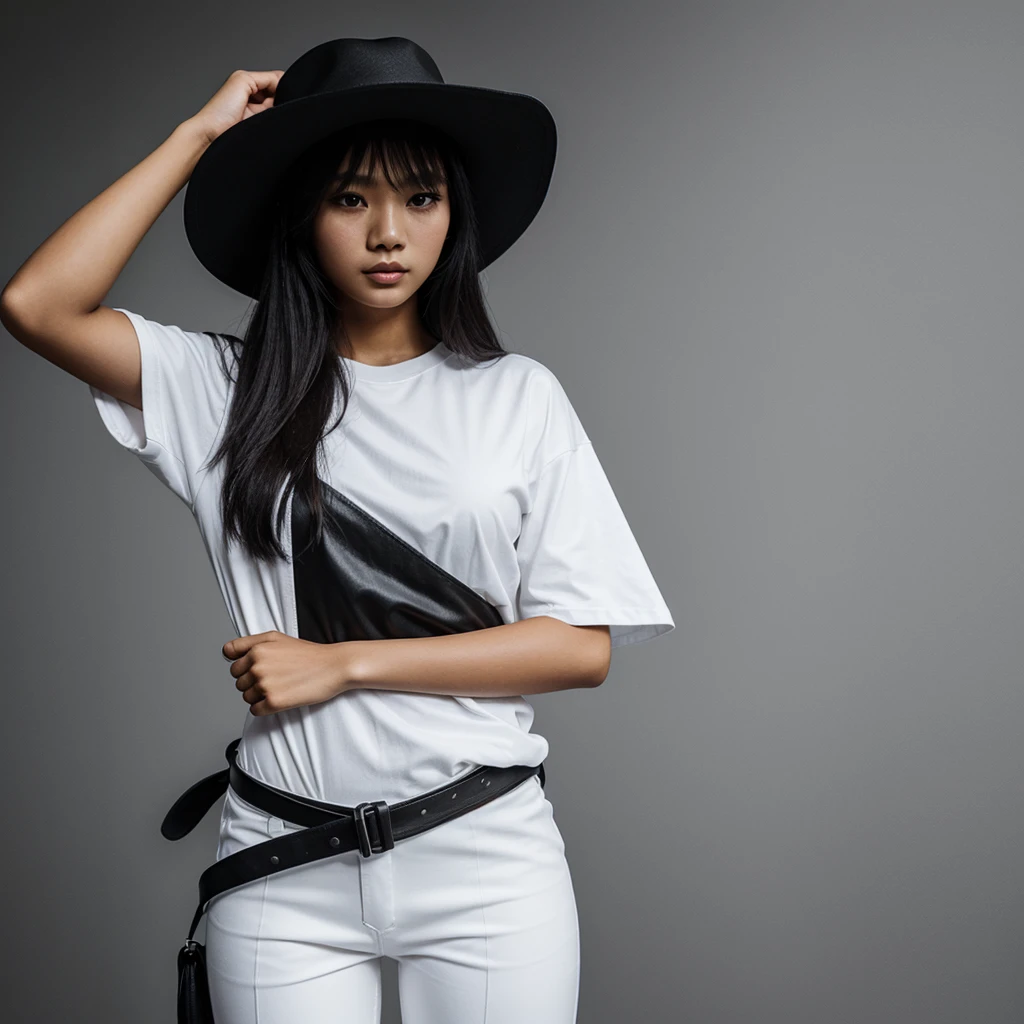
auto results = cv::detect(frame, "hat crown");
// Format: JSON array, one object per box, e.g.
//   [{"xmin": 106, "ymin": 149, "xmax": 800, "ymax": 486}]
[{"xmin": 275, "ymin": 37, "xmax": 445, "ymax": 107}]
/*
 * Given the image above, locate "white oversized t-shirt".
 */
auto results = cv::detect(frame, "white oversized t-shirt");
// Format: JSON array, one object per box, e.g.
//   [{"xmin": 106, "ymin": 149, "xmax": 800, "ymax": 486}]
[{"xmin": 89, "ymin": 308, "xmax": 675, "ymax": 805}]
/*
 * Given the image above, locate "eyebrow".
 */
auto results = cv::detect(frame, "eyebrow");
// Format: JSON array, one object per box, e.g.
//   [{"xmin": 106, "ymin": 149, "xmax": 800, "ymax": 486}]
[{"xmin": 333, "ymin": 172, "xmax": 442, "ymax": 188}]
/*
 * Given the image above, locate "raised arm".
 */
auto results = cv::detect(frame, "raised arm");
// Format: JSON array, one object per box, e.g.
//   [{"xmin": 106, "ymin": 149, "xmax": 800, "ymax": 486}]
[{"xmin": 0, "ymin": 69, "xmax": 282, "ymax": 412}]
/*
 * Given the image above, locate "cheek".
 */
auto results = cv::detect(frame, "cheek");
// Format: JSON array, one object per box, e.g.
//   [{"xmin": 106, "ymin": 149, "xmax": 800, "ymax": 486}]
[
  {"xmin": 314, "ymin": 218, "xmax": 362, "ymax": 275},
  {"xmin": 412, "ymin": 211, "xmax": 451, "ymax": 256}
]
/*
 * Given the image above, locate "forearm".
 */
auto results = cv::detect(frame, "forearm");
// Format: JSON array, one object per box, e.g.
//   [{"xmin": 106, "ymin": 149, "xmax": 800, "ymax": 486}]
[
  {"xmin": 343, "ymin": 616, "xmax": 611, "ymax": 697},
  {"xmin": 1, "ymin": 118, "xmax": 211, "ymax": 320}
]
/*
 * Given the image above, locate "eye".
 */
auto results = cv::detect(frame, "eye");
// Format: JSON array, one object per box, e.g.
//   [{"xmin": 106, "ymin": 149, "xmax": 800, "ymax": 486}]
[{"xmin": 328, "ymin": 191, "xmax": 443, "ymax": 209}]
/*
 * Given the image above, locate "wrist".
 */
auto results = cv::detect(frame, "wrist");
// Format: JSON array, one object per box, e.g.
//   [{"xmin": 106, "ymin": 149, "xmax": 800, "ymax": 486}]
[
  {"xmin": 337, "ymin": 641, "xmax": 370, "ymax": 691},
  {"xmin": 174, "ymin": 116, "xmax": 217, "ymax": 151}
]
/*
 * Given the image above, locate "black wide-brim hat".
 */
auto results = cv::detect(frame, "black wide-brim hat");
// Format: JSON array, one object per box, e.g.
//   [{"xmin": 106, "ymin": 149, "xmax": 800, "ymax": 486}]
[{"xmin": 183, "ymin": 36, "xmax": 557, "ymax": 300}]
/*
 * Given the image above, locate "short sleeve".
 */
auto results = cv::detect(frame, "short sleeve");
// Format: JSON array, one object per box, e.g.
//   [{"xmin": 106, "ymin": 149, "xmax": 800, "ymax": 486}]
[
  {"xmin": 514, "ymin": 367, "xmax": 675, "ymax": 648},
  {"xmin": 88, "ymin": 307, "xmax": 232, "ymax": 507}
]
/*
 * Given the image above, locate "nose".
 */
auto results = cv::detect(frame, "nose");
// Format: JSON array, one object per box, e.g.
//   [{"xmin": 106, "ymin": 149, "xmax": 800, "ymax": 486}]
[{"xmin": 368, "ymin": 200, "xmax": 406, "ymax": 249}]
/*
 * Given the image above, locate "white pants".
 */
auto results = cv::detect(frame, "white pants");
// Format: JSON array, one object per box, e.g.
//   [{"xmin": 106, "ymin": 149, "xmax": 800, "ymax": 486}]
[{"xmin": 204, "ymin": 772, "xmax": 580, "ymax": 1023}]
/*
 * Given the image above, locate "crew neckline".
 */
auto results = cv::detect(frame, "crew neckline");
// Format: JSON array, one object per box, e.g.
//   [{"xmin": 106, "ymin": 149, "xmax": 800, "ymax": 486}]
[{"xmin": 339, "ymin": 341, "xmax": 452, "ymax": 382}]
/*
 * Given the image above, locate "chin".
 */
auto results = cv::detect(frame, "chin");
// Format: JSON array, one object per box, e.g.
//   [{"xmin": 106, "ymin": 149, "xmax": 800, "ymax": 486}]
[{"xmin": 361, "ymin": 288, "xmax": 412, "ymax": 307}]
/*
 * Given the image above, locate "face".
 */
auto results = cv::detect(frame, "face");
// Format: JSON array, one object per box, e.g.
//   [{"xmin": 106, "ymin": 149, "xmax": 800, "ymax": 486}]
[{"xmin": 312, "ymin": 150, "xmax": 451, "ymax": 314}]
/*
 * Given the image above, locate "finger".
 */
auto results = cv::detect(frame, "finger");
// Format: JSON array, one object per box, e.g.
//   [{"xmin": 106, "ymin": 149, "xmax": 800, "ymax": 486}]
[
  {"xmin": 231, "ymin": 651, "xmax": 260, "ymax": 680},
  {"xmin": 247, "ymin": 687, "xmax": 275, "ymax": 715},
  {"xmin": 243, "ymin": 684, "xmax": 265, "ymax": 713},
  {"xmin": 235, "ymin": 667, "xmax": 258, "ymax": 692},
  {"xmin": 244, "ymin": 95, "xmax": 277, "ymax": 117},
  {"xmin": 243, "ymin": 69, "xmax": 285, "ymax": 95},
  {"xmin": 223, "ymin": 632, "xmax": 273, "ymax": 660}
]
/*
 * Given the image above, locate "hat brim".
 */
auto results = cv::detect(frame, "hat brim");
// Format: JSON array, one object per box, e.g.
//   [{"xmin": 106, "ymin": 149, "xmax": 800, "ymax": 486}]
[{"xmin": 183, "ymin": 81, "xmax": 557, "ymax": 299}]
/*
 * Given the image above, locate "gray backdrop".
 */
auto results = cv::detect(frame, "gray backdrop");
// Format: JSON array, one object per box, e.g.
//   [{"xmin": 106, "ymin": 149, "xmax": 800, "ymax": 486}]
[{"xmin": 4, "ymin": 1, "xmax": 1023, "ymax": 1021}]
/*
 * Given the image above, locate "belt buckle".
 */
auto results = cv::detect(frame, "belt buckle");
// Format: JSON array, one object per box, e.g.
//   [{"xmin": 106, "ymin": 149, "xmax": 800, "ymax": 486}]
[{"xmin": 353, "ymin": 800, "xmax": 395, "ymax": 857}]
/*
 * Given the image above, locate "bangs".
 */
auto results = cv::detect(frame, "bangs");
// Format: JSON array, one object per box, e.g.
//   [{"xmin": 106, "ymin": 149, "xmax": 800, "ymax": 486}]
[{"xmin": 329, "ymin": 122, "xmax": 449, "ymax": 195}]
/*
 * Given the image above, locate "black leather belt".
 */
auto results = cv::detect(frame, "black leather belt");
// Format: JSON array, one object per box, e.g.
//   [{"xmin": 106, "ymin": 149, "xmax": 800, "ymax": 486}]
[{"xmin": 162, "ymin": 736, "xmax": 546, "ymax": 945}]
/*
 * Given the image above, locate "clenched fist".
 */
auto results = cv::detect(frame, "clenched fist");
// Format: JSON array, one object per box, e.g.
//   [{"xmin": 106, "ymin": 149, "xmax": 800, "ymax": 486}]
[{"xmin": 222, "ymin": 630, "xmax": 359, "ymax": 716}]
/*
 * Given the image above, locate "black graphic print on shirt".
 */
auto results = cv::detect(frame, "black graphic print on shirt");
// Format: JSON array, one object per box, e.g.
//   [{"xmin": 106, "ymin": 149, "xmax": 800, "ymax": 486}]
[{"xmin": 291, "ymin": 477, "xmax": 506, "ymax": 644}]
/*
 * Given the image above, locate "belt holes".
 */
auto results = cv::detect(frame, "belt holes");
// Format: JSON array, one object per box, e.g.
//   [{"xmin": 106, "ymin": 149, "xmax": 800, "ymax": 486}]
[
  {"xmin": 270, "ymin": 855, "xmax": 279, "ymax": 865},
  {"xmin": 329, "ymin": 836, "xmax": 340, "ymax": 847}
]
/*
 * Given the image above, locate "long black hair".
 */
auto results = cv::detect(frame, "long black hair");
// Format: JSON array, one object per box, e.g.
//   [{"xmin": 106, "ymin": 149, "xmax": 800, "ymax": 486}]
[{"xmin": 200, "ymin": 118, "xmax": 510, "ymax": 564}]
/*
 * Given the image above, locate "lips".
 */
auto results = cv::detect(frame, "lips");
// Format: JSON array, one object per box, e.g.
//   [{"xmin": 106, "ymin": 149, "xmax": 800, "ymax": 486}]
[{"xmin": 364, "ymin": 268, "xmax": 408, "ymax": 284}]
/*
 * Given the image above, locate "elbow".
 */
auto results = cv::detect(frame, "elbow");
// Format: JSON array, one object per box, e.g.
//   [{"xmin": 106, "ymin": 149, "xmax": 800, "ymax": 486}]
[
  {"xmin": 1, "ymin": 275, "xmax": 42, "ymax": 324},
  {"xmin": 584, "ymin": 627, "xmax": 612, "ymax": 687},
  {"xmin": 1, "ymin": 283, "xmax": 53, "ymax": 342},
  {"xmin": 589, "ymin": 655, "xmax": 611, "ymax": 687},
  {"xmin": 544, "ymin": 619, "xmax": 612, "ymax": 688},
  {"xmin": 0, "ymin": 284, "xmax": 29, "ymax": 336}
]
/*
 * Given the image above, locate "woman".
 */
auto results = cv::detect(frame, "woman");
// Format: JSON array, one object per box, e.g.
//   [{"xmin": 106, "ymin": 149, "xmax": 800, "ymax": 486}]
[{"xmin": 1, "ymin": 36, "xmax": 674, "ymax": 1024}]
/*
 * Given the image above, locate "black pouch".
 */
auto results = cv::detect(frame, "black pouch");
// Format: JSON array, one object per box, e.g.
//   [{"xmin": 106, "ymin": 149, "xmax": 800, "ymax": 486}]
[
  {"xmin": 177, "ymin": 941, "xmax": 214, "ymax": 1024},
  {"xmin": 174, "ymin": 479, "xmax": 509, "ymax": 1022}
]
